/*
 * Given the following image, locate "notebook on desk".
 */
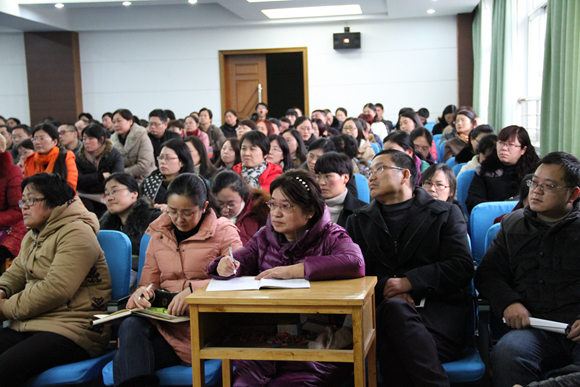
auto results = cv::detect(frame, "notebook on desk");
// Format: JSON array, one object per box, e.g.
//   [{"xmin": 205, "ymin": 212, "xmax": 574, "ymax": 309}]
[{"xmin": 206, "ymin": 277, "xmax": 311, "ymax": 292}]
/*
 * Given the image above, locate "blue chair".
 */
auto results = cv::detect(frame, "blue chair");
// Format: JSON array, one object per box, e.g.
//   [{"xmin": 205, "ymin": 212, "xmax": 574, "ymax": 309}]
[
  {"xmin": 485, "ymin": 223, "xmax": 501, "ymax": 252},
  {"xmin": 470, "ymin": 202, "xmax": 517, "ymax": 264},
  {"xmin": 443, "ymin": 348, "xmax": 486, "ymax": 383},
  {"xmin": 370, "ymin": 141, "xmax": 380, "ymax": 155},
  {"xmin": 438, "ymin": 141, "xmax": 446, "ymax": 163},
  {"xmin": 456, "ymin": 169, "xmax": 476, "ymax": 215},
  {"xmin": 354, "ymin": 173, "xmax": 370, "ymax": 203},
  {"xmin": 433, "ymin": 134, "xmax": 443, "ymax": 146},
  {"xmin": 446, "ymin": 157, "xmax": 456, "ymax": 168},
  {"xmin": 452, "ymin": 163, "xmax": 466, "ymax": 177},
  {"xmin": 136, "ymin": 233, "xmax": 152, "ymax": 286},
  {"xmin": 23, "ymin": 231, "xmax": 132, "ymax": 387},
  {"xmin": 425, "ymin": 122, "xmax": 435, "ymax": 131},
  {"xmin": 102, "ymin": 360, "xmax": 222, "ymax": 386}
]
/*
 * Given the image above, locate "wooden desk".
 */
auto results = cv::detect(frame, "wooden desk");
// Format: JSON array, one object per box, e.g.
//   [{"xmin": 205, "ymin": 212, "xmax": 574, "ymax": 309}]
[{"xmin": 186, "ymin": 276, "xmax": 377, "ymax": 387}]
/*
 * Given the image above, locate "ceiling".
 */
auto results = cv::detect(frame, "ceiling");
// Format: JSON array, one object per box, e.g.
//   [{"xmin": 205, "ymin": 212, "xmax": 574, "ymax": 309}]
[{"xmin": 0, "ymin": 0, "xmax": 479, "ymax": 32}]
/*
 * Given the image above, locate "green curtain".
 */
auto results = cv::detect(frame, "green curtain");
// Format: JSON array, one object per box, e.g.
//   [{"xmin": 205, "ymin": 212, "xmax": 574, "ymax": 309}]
[
  {"xmin": 472, "ymin": 4, "xmax": 483, "ymax": 118},
  {"xmin": 540, "ymin": 0, "xmax": 580, "ymax": 155},
  {"xmin": 487, "ymin": 0, "xmax": 515, "ymax": 131}
]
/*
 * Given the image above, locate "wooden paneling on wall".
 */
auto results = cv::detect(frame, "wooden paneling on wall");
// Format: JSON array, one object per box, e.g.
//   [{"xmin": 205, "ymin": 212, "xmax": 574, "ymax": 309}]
[
  {"xmin": 457, "ymin": 13, "xmax": 475, "ymax": 108},
  {"xmin": 24, "ymin": 32, "xmax": 82, "ymax": 125}
]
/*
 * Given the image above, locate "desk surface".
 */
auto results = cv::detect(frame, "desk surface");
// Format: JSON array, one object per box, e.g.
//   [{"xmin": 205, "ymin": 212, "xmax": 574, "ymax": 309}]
[{"xmin": 186, "ymin": 277, "xmax": 377, "ymax": 307}]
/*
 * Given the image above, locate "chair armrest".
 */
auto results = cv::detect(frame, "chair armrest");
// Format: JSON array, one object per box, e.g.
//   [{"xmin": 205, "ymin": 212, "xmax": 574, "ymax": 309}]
[{"xmin": 107, "ymin": 295, "xmax": 130, "ymax": 313}]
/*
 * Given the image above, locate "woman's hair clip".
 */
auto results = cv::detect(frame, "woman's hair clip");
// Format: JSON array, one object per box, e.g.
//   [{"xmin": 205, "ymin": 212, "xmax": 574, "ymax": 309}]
[{"xmin": 295, "ymin": 176, "xmax": 310, "ymax": 191}]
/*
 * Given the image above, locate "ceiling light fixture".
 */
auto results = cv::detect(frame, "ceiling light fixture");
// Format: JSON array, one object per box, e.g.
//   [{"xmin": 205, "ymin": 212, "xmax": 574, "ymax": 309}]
[
  {"xmin": 262, "ymin": 4, "xmax": 362, "ymax": 19},
  {"xmin": 55, "ymin": 3, "xmax": 64, "ymax": 8},
  {"xmin": 188, "ymin": 0, "xmax": 197, "ymax": 3},
  {"xmin": 123, "ymin": 1, "xmax": 131, "ymax": 5},
  {"xmin": 427, "ymin": 9, "xmax": 436, "ymax": 14}
]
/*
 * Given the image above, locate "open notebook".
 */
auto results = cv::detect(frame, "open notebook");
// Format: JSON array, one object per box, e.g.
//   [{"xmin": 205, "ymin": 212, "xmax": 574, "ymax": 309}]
[
  {"xmin": 206, "ymin": 277, "xmax": 311, "ymax": 292},
  {"xmin": 92, "ymin": 308, "xmax": 189, "ymax": 325}
]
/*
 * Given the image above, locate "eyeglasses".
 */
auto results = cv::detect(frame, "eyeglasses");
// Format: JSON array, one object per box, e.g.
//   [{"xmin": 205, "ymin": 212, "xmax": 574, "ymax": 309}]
[
  {"xmin": 149, "ymin": 122, "xmax": 165, "ymax": 128},
  {"xmin": 58, "ymin": 129, "xmax": 75, "ymax": 135},
  {"xmin": 266, "ymin": 200, "xmax": 295, "ymax": 212},
  {"xmin": 454, "ymin": 118, "xmax": 470, "ymax": 124},
  {"xmin": 526, "ymin": 180, "xmax": 573, "ymax": 193},
  {"xmin": 157, "ymin": 155, "xmax": 180, "ymax": 161},
  {"xmin": 307, "ymin": 152, "xmax": 321, "ymax": 161},
  {"xmin": 368, "ymin": 165, "xmax": 407, "ymax": 178},
  {"xmin": 218, "ymin": 201, "xmax": 239, "ymax": 210},
  {"xmin": 18, "ymin": 197, "xmax": 45, "ymax": 208},
  {"xmin": 422, "ymin": 181, "xmax": 449, "ymax": 190},
  {"xmin": 166, "ymin": 208, "xmax": 197, "ymax": 219},
  {"xmin": 342, "ymin": 126, "xmax": 357, "ymax": 133},
  {"xmin": 103, "ymin": 188, "xmax": 129, "ymax": 198},
  {"xmin": 497, "ymin": 141, "xmax": 522, "ymax": 149},
  {"xmin": 32, "ymin": 136, "xmax": 50, "ymax": 142}
]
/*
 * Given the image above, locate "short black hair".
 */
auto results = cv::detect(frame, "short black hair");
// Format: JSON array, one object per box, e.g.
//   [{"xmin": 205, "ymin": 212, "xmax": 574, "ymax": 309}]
[
  {"xmin": 280, "ymin": 117, "xmax": 291, "ymax": 124},
  {"xmin": 537, "ymin": 152, "xmax": 580, "ymax": 189},
  {"xmin": 294, "ymin": 116, "xmax": 312, "ymax": 129},
  {"xmin": 164, "ymin": 109, "xmax": 176, "ymax": 121},
  {"xmin": 330, "ymin": 133, "xmax": 358, "ymax": 159},
  {"xmin": 471, "ymin": 124, "xmax": 495, "ymax": 140},
  {"xmin": 238, "ymin": 119, "xmax": 257, "ymax": 130},
  {"xmin": 105, "ymin": 172, "xmax": 140, "ymax": 194},
  {"xmin": 82, "ymin": 123, "xmax": 108, "ymax": 143},
  {"xmin": 336, "ymin": 107, "xmax": 347, "ymax": 116},
  {"xmin": 384, "ymin": 130, "xmax": 416, "ymax": 158},
  {"xmin": 78, "ymin": 112, "xmax": 93, "ymax": 122},
  {"xmin": 240, "ymin": 130, "xmax": 270, "ymax": 158},
  {"xmin": 421, "ymin": 163, "xmax": 456, "ymax": 202},
  {"xmin": 166, "ymin": 173, "xmax": 220, "ymax": 215},
  {"xmin": 12, "ymin": 124, "xmax": 32, "ymax": 137},
  {"xmin": 168, "ymin": 120, "xmax": 184, "ymax": 130},
  {"xmin": 211, "ymin": 169, "xmax": 250, "ymax": 201},
  {"xmin": 374, "ymin": 103, "xmax": 384, "ymax": 110},
  {"xmin": 308, "ymin": 138, "xmax": 336, "ymax": 154},
  {"xmin": 410, "ymin": 127, "xmax": 433, "ymax": 145},
  {"xmin": 161, "ymin": 138, "xmax": 194, "ymax": 174},
  {"xmin": 102, "ymin": 112, "xmax": 113, "ymax": 120},
  {"xmin": 113, "ymin": 109, "xmax": 134, "ymax": 122},
  {"xmin": 374, "ymin": 149, "xmax": 418, "ymax": 187},
  {"xmin": 417, "ymin": 108, "xmax": 430, "ymax": 119},
  {"xmin": 8, "ymin": 117, "xmax": 21, "ymax": 126},
  {"xmin": 476, "ymin": 133, "xmax": 498, "ymax": 156},
  {"xmin": 149, "ymin": 109, "xmax": 168, "ymax": 123},
  {"xmin": 268, "ymin": 118, "xmax": 281, "ymax": 128},
  {"xmin": 199, "ymin": 108, "xmax": 213, "ymax": 119},
  {"xmin": 256, "ymin": 102, "xmax": 269, "ymax": 110},
  {"xmin": 21, "ymin": 173, "xmax": 76, "ymax": 210},
  {"xmin": 32, "ymin": 122, "xmax": 59, "ymax": 141},
  {"xmin": 285, "ymin": 109, "xmax": 298, "ymax": 117},
  {"xmin": 315, "ymin": 151, "xmax": 353, "ymax": 179},
  {"xmin": 16, "ymin": 139, "xmax": 34, "ymax": 151}
]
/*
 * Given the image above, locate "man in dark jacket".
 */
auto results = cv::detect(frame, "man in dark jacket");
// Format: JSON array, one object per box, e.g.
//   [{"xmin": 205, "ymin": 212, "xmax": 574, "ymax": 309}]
[
  {"xmin": 475, "ymin": 152, "xmax": 580, "ymax": 387},
  {"xmin": 346, "ymin": 149, "xmax": 473, "ymax": 387},
  {"xmin": 147, "ymin": 109, "xmax": 180, "ymax": 165}
]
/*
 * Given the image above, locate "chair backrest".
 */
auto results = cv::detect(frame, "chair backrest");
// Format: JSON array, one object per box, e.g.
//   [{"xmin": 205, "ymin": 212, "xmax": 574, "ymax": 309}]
[
  {"xmin": 354, "ymin": 173, "xmax": 370, "ymax": 203},
  {"xmin": 137, "ymin": 233, "xmax": 152, "ymax": 285},
  {"xmin": 453, "ymin": 162, "xmax": 467, "ymax": 176},
  {"xmin": 433, "ymin": 134, "xmax": 442, "ymax": 146},
  {"xmin": 438, "ymin": 140, "xmax": 446, "ymax": 163},
  {"xmin": 97, "ymin": 230, "xmax": 132, "ymax": 301},
  {"xmin": 456, "ymin": 169, "xmax": 476, "ymax": 214},
  {"xmin": 425, "ymin": 122, "xmax": 435, "ymax": 131},
  {"xmin": 484, "ymin": 223, "xmax": 501, "ymax": 253},
  {"xmin": 370, "ymin": 142, "xmax": 380, "ymax": 154},
  {"xmin": 470, "ymin": 201, "xmax": 517, "ymax": 263},
  {"xmin": 446, "ymin": 157, "xmax": 456, "ymax": 168}
]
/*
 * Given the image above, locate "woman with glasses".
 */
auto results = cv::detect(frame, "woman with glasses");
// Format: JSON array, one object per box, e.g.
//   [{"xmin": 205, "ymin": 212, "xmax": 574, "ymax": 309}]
[
  {"xmin": 140, "ymin": 139, "xmax": 194, "ymax": 212},
  {"xmin": 341, "ymin": 117, "xmax": 375, "ymax": 164},
  {"xmin": 295, "ymin": 116, "xmax": 317, "ymax": 150},
  {"xmin": 113, "ymin": 173, "xmax": 242, "ymax": 387},
  {"xmin": 23, "ymin": 123, "xmax": 79, "ymax": 190},
  {"xmin": 211, "ymin": 170, "xmax": 270, "ymax": 245},
  {"xmin": 0, "ymin": 173, "xmax": 111, "ymax": 386},
  {"xmin": 100, "ymin": 173, "xmax": 161, "ymax": 288},
  {"xmin": 420, "ymin": 163, "xmax": 468, "ymax": 221},
  {"xmin": 303, "ymin": 137, "xmax": 336, "ymax": 172},
  {"xmin": 75, "ymin": 124, "xmax": 124, "ymax": 216},
  {"xmin": 233, "ymin": 130, "xmax": 282, "ymax": 193},
  {"xmin": 443, "ymin": 107, "xmax": 478, "ymax": 161},
  {"xmin": 410, "ymin": 127, "xmax": 436, "ymax": 164},
  {"xmin": 466, "ymin": 125, "xmax": 539, "ymax": 214},
  {"xmin": 208, "ymin": 169, "xmax": 365, "ymax": 387}
]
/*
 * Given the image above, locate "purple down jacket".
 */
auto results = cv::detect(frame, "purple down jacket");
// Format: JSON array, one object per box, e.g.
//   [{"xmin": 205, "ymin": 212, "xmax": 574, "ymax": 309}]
[{"xmin": 207, "ymin": 206, "xmax": 365, "ymax": 387}]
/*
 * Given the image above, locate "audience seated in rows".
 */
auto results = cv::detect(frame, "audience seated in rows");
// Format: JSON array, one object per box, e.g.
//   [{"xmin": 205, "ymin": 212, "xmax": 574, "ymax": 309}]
[
  {"xmin": 458, "ymin": 132, "xmax": 498, "ymax": 175},
  {"xmin": 383, "ymin": 131, "xmax": 429, "ymax": 183},
  {"xmin": 421, "ymin": 163, "xmax": 467, "ymax": 221},
  {"xmin": 466, "ymin": 125, "xmax": 539, "ymax": 213},
  {"xmin": 147, "ymin": 109, "xmax": 181, "ymax": 165},
  {"xmin": 475, "ymin": 152, "xmax": 580, "ymax": 387},
  {"xmin": 220, "ymin": 109, "xmax": 238, "ymax": 139},
  {"xmin": 235, "ymin": 119, "xmax": 257, "ymax": 139},
  {"xmin": 410, "ymin": 126, "xmax": 436, "ymax": 164},
  {"xmin": 454, "ymin": 124, "xmax": 495, "ymax": 164},
  {"xmin": 211, "ymin": 170, "xmax": 270, "ymax": 245},
  {"xmin": 444, "ymin": 107, "xmax": 478, "ymax": 161},
  {"xmin": 114, "ymin": 173, "xmax": 242, "ymax": 387},
  {"xmin": 184, "ymin": 114, "xmax": 211, "ymax": 153},
  {"xmin": 209, "ymin": 169, "xmax": 365, "ymax": 387},
  {"xmin": 346, "ymin": 150, "xmax": 473, "ymax": 387},
  {"xmin": 432, "ymin": 105, "xmax": 457, "ymax": 135},
  {"xmin": 303, "ymin": 137, "xmax": 336, "ymax": 172},
  {"xmin": 341, "ymin": 117, "xmax": 375, "ymax": 165},
  {"xmin": 198, "ymin": 108, "xmax": 226, "ymax": 153},
  {"xmin": 0, "ymin": 173, "xmax": 111, "ymax": 386},
  {"xmin": 58, "ymin": 123, "xmax": 82, "ymax": 154}
]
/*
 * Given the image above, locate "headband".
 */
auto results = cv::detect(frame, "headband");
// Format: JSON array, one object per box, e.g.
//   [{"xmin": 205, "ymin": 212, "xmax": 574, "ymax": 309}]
[{"xmin": 295, "ymin": 176, "xmax": 310, "ymax": 191}]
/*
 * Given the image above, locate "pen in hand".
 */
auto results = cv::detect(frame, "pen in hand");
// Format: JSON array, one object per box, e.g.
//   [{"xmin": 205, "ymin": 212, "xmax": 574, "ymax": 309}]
[
  {"xmin": 229, "ymin": 245, "xmax": 237, "ymax": 276},
  {"xmin": 138, "ymin": 283, "xmax": 154, "ymax": 301}
]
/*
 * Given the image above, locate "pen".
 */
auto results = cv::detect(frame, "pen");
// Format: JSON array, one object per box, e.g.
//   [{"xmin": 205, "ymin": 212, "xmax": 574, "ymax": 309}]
[
  {"xmin": 229, "ymin": 245, "xmax": 237, "ymax": 275},
  {"xmin": 138, "ymin": 283, "xmax": 154, "ymax": 301}
]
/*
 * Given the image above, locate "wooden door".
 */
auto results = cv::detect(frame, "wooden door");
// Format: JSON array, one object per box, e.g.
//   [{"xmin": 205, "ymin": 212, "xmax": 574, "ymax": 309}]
[{"xmin": 223, "ymin": 54, "xmax": 267, "ymax": 120}]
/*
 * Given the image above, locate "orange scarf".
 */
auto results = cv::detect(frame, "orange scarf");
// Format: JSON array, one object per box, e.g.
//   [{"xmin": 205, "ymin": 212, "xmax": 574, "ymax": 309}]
[
  {"xmin": 459, "ymin": 133, "xmax": 470, "ymax": 142},
  {"xmin": 25, "ymin": 146, "xmax": 60, "ymax": 176}
]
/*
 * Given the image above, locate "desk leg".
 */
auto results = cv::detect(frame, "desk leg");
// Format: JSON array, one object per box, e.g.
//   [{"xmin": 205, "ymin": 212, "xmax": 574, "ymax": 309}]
[
  {"xmin": 222, "ymin": 359, "xmax": 232, "ymax": 387},
  {"xmin": 190, "ymin": 305, "xmax": 205, "ymax": 387},
  {"xmin": 367, "ymin": 333, "xmax": 377, "ymax": 387},
  {"xmin": 352, "ymin": 308, "xmax": 366, "ymax": 387}
]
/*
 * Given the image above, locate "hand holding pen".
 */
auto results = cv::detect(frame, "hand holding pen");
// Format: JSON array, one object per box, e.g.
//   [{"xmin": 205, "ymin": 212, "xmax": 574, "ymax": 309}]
[
  {"xmin": 134, "ymin": 283, "xmax": 154, "ymax": 309},
  {"xmin": 216, "ymin": 246, "xmax": 240, "ymax": 277}
]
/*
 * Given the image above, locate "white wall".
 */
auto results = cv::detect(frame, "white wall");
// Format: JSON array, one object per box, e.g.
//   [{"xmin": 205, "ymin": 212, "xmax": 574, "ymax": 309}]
[
  {"xmin": 80, "ymin": 15, "xmax": 458, "ymax": 126},
  {"xmin": 0, "ymin": 32, "xmax": 30, "ymax": 125}
]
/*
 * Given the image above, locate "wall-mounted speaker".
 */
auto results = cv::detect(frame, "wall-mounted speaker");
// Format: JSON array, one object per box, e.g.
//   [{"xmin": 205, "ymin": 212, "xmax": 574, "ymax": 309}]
[{"xmin": 333, "ymin": 27, "xmax": 361, "ymax": 50}]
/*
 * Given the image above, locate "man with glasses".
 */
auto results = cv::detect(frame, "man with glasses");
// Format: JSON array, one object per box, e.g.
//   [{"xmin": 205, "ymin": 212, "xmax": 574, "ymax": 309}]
[
  {"xmin": 147, "ymin": 109, "xmax": 180, "ymax": 166},
  {"xmin": 9, "ymin": 124, "xmax": 32, "ymax": 164},
  {"xmin": 58, "ymin": 124, "xmax": 82, "ymax": 154},
  {"xmin": 346, "ymin": 149, "xmax": 473, "ymax": 387},
  {"xmin": 476, "ymin": 152, "xmax": 580, "ymax": 387}
]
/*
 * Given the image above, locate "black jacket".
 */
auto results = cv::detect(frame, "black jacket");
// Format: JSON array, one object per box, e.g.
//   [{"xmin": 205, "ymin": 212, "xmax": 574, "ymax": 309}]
[
  {"xmin": 148, "ymin": 130, "xmax": 181, "ymax": 165},
  {"xmin": 220, "ymin": 122, "xmax": 237, "ymax": 139},
  {"xmin": 336, "ymin": 188, "xmax": 366, "ymax": 228},
  {"xmin": 99, "ymin": 197, "xmax": 161, "ymax": 270},
  {"xmin": 346, "ymin": 188, "xmax": 474, "ymax": 349},
  {"xmin": 75, "ymin": 140, "xmax": 125, "ymax": 193},
  {"xmin": 475, "ymin": 203, "xmax": 580, "ymax": 325}
]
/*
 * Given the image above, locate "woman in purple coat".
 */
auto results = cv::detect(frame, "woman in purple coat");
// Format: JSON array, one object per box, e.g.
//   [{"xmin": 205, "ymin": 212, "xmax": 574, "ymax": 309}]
[{"xmin": 208, "ymin": 169, "xmax": 365, "ymax": 387}]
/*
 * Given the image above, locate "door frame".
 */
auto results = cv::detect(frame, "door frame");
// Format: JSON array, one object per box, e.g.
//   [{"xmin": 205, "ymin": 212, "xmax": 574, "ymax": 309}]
[{"xmin": 219, "ymin": 47, "xmax": 309, "ymax": 119}]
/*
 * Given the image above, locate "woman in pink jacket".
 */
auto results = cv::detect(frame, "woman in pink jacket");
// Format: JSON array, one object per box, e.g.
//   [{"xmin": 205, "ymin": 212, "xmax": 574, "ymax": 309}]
[{"xmin": 113, "ymin": 173, "xmax": 242, "ymax": 387}]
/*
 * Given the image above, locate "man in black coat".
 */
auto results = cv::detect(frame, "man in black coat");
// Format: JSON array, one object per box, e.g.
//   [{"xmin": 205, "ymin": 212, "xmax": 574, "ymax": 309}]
[
  {"xmin": 346, "ymin": 149, "xmax": 473, "ymax": 387},
  {"xmin": 147, "ymin": 109, "xmax": 181, "ymax": 166},
  {"xmin": 475, "ymin": 152, "xmax": 580, "ymax": 387}
]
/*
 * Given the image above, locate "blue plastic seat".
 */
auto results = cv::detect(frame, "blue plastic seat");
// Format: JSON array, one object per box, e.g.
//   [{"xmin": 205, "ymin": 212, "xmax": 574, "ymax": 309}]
[
  {"xmin": 425, "ymin": 122, "xmax": 435, "ymax": 131},
  {"xmin": 452, "ymin": 162, "xmax": 467, "ymax": 176},
  {"xmin": 433, "ymin": 134, "xmax": 443, "ymax": 146},
  {"xmin": 456, "ymin": 169, "xmax": 476, "ymax": 215},
  {"xmin": 102, "ymin": 359, "xmax": 222, "ymax": 386},
  {"xmin": 23, "ymin": 230, "xmax": 132, "ymax": 386},
  {"xmin": 470, "ymin": 202, "xmax": 517, "ymax": 264},
  {"xmin": 438, "ymin": 141, "xmax": 446, "ymax": 163},
  {"xmin": 484, "ymin": 223, "xmax": 501, "ymax": 252},
  {"xmin": 354, "ymin": 173, "xmax": 370, "ymax": 203},
  {"xmin": 136, "ymin": 233, "xmax": 152, "ymax": 286},
  {"xmin": 446, "ymin": 157, "xmax": 456, "ymax": 168},
  {"xmin": 370, "ymin": 141, "xmax": 380, "ymax": 155}
]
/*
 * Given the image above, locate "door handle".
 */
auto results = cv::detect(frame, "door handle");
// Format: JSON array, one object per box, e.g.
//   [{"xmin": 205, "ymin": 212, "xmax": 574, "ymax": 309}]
[{"xmin": 258, "ymin": 83, "xmax": 262, "ymax": 103}]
